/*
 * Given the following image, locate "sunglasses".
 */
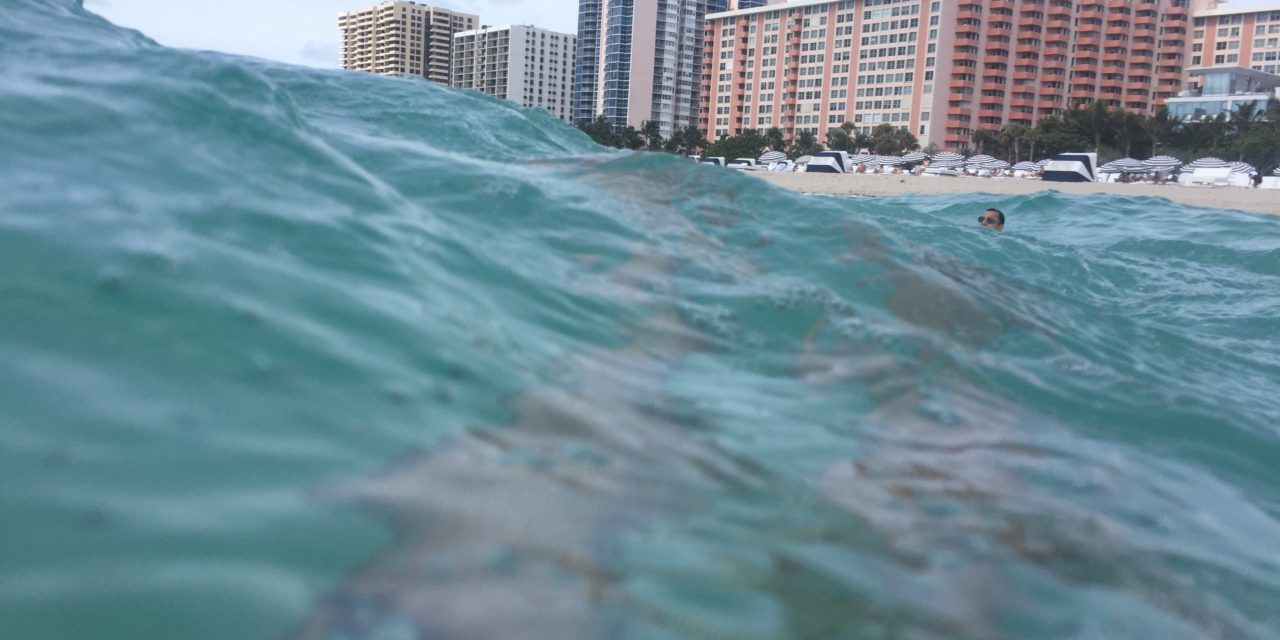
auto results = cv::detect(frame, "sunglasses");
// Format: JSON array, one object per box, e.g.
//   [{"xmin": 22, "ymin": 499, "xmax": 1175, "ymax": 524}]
[{"xmin": 978, "ymin": 216, "xmax": 1000, "ymax": 225}]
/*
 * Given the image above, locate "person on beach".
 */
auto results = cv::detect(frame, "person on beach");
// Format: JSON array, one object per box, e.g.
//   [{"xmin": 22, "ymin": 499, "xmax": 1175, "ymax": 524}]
[
  {"xmin": 1251, "ymin": 172, "xmax": 1262, "ymax": 188},
  {"xmin": 978, "ymin": 208, "xmax": 1004, "ymax": 232}
]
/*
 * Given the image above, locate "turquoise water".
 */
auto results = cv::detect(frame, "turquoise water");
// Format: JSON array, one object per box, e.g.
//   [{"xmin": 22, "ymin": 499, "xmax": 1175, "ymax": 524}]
[{"xmin": 4, "ymin": 2, "xmax": 1280, "ymax": 639}]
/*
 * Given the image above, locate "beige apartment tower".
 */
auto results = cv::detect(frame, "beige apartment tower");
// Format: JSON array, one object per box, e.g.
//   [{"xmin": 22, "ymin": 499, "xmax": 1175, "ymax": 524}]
[
  {"xmin": 702, "ymin": 0, "xmax": 1229, "ymax": 153},
  {"xmin": 339, "ymin": 1, "xmax": 478, "ymax": 83},
  {"xmin": 452, "ymin": 26, "xmax": 577, "ymax": 122}
]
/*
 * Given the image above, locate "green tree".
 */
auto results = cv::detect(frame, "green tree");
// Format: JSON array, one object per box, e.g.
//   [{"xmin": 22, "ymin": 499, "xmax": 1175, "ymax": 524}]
[
  {"xmin": 1026, "ymin": 126, "xmax": 1045, "ymax": 161},
  {"xmin": 999, "ymin": 123, "xmax": 1030, "ymax": 162},
  {"xmin": 705, "ymin": 129, "xmax": 769, "ymax": 161},
  {"xmin": 764, "ymin": 127, "xmax": 787, "ymax": 153},
  {"xmin": 641, "ymin": 120, "xmax": 664, "ymax": 151},
  {"xmin": 789, "ymin": 130, "xmax": 825, "ymax": 158},
  {"xmin": 1141, "ymin": 106, "xmax": 1179, "ymax": 156},
  {"xmin": 1064, "ymin": 100, "xmax": 1114, "ymax": 154},
  {"xmin": 868, "ymin": 123, "xmax": 918, "ymax": 155},
  {"xmin": 972, "ymin": 127, "xmax": 998, "ymax": 155},
  {"xmin": 665, "ymin": 125, "xmax": 708, "ymax": 156},
  {"xmin": 1113, "ymin": 110, "xmax": 1148, "ymax": 158},
  {"xmin": 825, "ymin": 122, "xmax": 859, "ymax": 153},
  {"xmin": 619, "ymin": 126, "xmax": 645, "ymax": 150},
  {"xmin": 578, "ymin": 115, "xmax": 620, "ymax": 147}
]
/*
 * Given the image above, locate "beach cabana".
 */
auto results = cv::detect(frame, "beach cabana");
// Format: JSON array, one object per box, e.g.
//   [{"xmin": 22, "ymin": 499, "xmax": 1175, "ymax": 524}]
[
  {"xmin": 1264, "ymin": 166, "xmax": 1280, "ymax": 189},
  {"xmin": 1179, "ymin": 157, "xmax": 1231, "ymax": 187},
  {"xmin": 1043, "ymin": 153, "xmax": 1097, "ymax": 182}
]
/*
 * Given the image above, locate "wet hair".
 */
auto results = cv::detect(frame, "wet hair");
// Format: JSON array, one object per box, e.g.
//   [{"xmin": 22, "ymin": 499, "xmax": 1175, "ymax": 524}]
[{"xmin": 984, "ymin": 208, "xmax": 1005, "ymax": 225}]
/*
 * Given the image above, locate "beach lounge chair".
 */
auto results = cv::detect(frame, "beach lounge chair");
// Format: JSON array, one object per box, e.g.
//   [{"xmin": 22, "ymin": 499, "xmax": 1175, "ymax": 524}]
[{"xmin": 1182, "ymin": 167, "xmax": 1231, "ymax": 187}]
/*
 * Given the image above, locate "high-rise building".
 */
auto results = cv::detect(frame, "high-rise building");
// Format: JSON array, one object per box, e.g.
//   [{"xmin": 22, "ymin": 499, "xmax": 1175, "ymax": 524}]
[
  {"xmin": 702, "ymin": 0, "xmax": 1218, "ymax": 153},
  {"xmin": 452, "ymin": 26, "xmax": 578, "ymax": 122},
  {"xmin": 573, "ymin": 0, "xmax": 730, "ymax": 137},
  {"xmin": 339, "ymin": 1, "xmax": 478, "ymax": 83},
  {"xmin": 1187, "ymin": 2, "xmax": 1280, "ymax": 74},
  {"xmin": 1166, "ymin": 2, "xmax": 1280, "ymax": 120}
]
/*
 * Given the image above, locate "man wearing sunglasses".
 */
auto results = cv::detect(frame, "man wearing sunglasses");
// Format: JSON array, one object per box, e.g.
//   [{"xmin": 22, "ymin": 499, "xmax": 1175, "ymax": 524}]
[{"xmin": 977, "ymin": 208, "xmax": 1004, "ymax": 232}]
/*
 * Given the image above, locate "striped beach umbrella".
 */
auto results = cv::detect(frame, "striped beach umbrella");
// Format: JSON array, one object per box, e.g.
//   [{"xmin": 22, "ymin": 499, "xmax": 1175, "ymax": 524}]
[
  {"xmin": 1037, "ymin": 158, "xmax": 1052, "ymax": 167},
  {"xmin": 1229, "ymin": 161, "xmax": 1256, "ymax": 174},
  {"xmin": 850, "ymin": 153, "xmax": 876, "ymax": 164},
  {"xmin": 758, "ymin": 150, "xmax": 787, "ymax": 163},
  {"xmin": 1142, "ymin": 155, "xmax": 1183, "ymax": 172},
  {"xmin": 931, "ymin": 151, "xmax": 966, "ymax": 167},
  {"xmin": 902, "ymin": 151, "xmax": 929, "ymax": 163},
  {"xmin": 1115, "ymin": 158, "xmax": 1147, "ymax": 173},
  {"xmin": 1185, "ymin": 157, "xmax": 1230, "ymax": 169},
  {"xmin": 1274, "ymin": 166, "xmax": 1280, "ymax": 176},
  {"xmin": 983, "ymin": 159, "xmax": 1011, "ymax": 170},
  {"xmin": 877, "ymin": 155, "xmax": 904, "ymax": 166},
  {"xmin": 1098, "ymin": 160, "xmax": 1127, "ymax": 173},
  {"xmin": 1012, "ymin": 161, "xmax": 1039, "ymax": 172},
  {"xmin": 966, "ymin": 154, "xmax": 997, "ymax": 167}
]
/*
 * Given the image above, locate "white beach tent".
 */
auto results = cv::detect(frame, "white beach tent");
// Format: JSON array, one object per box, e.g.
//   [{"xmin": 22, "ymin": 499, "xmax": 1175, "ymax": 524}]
[
  {"xmin": 1043, "ymin": 152, "xmax": 1098, "ymax": 182},
  {"xmin": 1263, "ymin": 166, "xmax": 1280, "ymax": 189},
  {"xmin": 1178, "ymin": 157, "xmax": 1231, "ymax": 186},
  {"xmin": 1225, "ymin": 161, "xmax": 1257, "ymax": 187}
]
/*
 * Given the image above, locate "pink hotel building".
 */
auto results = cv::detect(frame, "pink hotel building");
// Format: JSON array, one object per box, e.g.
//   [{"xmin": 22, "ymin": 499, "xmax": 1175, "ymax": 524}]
[{"xmin": 700, "ymin": 0, "xmax": 1241, "ymax": 152}]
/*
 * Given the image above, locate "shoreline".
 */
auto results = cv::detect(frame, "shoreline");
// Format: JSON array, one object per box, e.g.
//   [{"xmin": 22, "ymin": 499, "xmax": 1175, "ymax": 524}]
[{"xmin": 752, "ymin": 172, "xmax": 1280, "ymax": 216}]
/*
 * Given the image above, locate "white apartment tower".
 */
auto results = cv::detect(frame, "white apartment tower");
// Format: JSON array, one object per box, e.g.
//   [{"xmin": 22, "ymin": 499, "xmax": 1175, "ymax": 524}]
[
  {"xmin": 452, "ymin": 26, "xmax": 578, "ymax": 122},
  {"xmin": 339, "ymin": 1, "xmax": 478, "ymax": 83}
]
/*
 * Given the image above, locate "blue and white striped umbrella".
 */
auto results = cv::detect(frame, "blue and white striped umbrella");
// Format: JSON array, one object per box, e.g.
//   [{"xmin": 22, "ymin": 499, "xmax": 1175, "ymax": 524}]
[
  {"xmin": 1142, "ymin": 155, "xmax": 1183, "ymax": 172},
  {"xmin": 758, "ymin": 150, "xmax": 787, "ymax": 163},
  {"xmin": 1185, "ymin": 157, "xmax": 1230, "ymax": 169},
  {"xmin": 877, "ymin": 155, "xmax": 904, "ymax": 166},
  {"xmin": 966, "ymin": 154, "xmax": 997, "ymax": 168},
  {"xmin": 850, "ymin": 153, "xmax": 876, "ymax": 164},
  {"xmin": 1229, "ymin": 161, "xmax": 1256, "ymax": 174},
  {"xmin": 902, "ymin": 151, "xmax": 929, "ymax": 163},
  {"xmin": 1012, "ymin": 161, "xmax": 1040, "ymax": 172},
  {"xmin": 1274, "ymin": 166, "xmax": 1280, "ymax": 176},
  {"xmin": 1100, "ymin": 158, "xmax": 1146, "ymax": 173},
  {"xmin": 1037, "ymin": 158, "xmax": 1052, "ymax": 167},
  {"xmin": 983, "ymin": 159, "xmax": 1011, "ymax": 170},
  {"xmin": 931, "ymin": 151, "xmax": 966, "ymax": 167}
]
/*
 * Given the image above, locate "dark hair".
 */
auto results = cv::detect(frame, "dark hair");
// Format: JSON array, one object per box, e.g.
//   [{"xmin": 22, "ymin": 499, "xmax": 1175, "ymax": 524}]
[{"xmin": 985, "ymin": 208, "xmax": 1005, "ymax": 225}]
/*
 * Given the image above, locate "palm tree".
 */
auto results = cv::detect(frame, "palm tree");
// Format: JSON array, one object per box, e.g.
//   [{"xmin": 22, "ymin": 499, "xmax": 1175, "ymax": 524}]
[
  {"xmin": 972, "ymin": 128, "xmax": 998, "ymax": 154},
  {"xmin": 764, "ymin": 127, "xmax": 787, "ymax": 153},
  {"xmin": 1229, "ymin": 101, "xmax": 1263, "ymax": 141},
  {"xmin": 1026, "ymin": 126, "xmax": 1045, "ymax": 161},
  {"xmin": 1142, "ymin": 106, "xmax": 1179, "ymax": 155},
  {"xmin": 1114, "ymin": 111, "xmax": 1147, "ymax": 158},
  {"xmin": 999, "ymin": 123, "xmax": 1030, "ymax": 162},
  {"xmin": 1065, "ymin": 100, "xmax": 1113, "ymax": 154}
]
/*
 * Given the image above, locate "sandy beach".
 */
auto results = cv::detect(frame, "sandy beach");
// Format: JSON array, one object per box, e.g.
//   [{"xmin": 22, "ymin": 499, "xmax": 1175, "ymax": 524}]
[{"xmin": 754, "ymin": 172, "xmax": 1280, "ymax": 216}]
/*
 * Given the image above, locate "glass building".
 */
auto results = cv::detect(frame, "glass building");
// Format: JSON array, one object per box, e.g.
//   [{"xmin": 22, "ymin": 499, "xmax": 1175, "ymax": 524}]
[
  {"xmin": 1166, "ymin": 66, "xmax": 1280, "ymax": 120},
  {"xmin": 573, "ymin": 0, "xmax": 727, "ymax": 136}
]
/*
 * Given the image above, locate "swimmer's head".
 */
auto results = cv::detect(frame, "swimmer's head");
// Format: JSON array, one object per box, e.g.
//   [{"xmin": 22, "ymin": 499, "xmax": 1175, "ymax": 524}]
[{"xmin": 978, "ymin": 208, "xmax": 1004, "ymax": 232}]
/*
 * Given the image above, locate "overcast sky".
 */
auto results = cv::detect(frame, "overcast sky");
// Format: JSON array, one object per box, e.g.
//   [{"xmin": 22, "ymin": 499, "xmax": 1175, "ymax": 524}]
[
  {"xmin": 85, "ymin": 0, "xmax": 1280, "ymax": 69},
  {"xmin": 84, "ymin": 0, "xmax": 580, "ymax": 68}
]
